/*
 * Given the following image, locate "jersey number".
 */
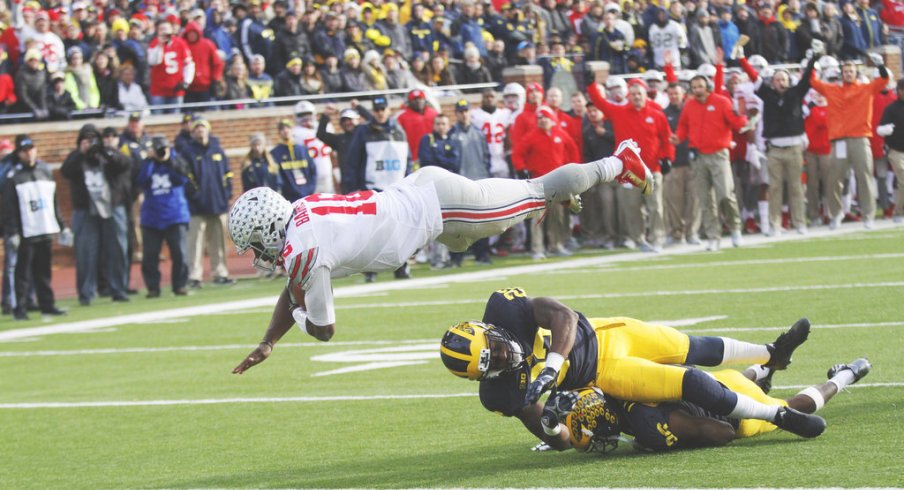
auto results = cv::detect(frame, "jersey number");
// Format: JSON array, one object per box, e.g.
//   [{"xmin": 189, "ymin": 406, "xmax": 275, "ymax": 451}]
[
  {"xmin": 164, "ymin": 51, "xmax": 179, "ymax": 75},
  {"xmin": 303, "ymin": 138, "xmax": 332, "ymax": 159},
  {"xmin": 305, "ymin": 191, "xmax": 377, "ymax": 216},
  {"xmin": 481, "ymin": 122, "xmax": 506, "ymax": 144}
]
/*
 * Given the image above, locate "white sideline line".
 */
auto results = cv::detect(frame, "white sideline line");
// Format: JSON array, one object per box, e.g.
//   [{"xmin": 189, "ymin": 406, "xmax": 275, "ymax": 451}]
[
  {"xmin": 0, "ymin": 383, "xmax": 897, "ymax": 409},
  {"xmin": 545, "ymin": 253, "xmax": 904, "ymax": 274},
  {"xmin": 0, "ymin": 220, "xmax": 898, "ymax": 342},
  {"xmin": 3, "ymin": 320, "xmax": 901, "ymax": 357}
]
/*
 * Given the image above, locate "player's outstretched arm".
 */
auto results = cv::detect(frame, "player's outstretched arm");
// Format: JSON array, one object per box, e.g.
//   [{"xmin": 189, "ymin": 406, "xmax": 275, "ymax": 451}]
[
  {"xmin": 515, "ymin": 402, "xmax": 573, "ymax": 451},
  {"xmin": 524, "ymin": 297, "xmax": 578, "ymax": 404},
  {"xmin": 232, "ymin": 288, "xmax": 297, "ymax": 374}
]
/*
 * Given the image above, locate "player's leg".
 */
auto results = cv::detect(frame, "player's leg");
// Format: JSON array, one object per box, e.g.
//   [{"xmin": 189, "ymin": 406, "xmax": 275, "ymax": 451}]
[{"xmin": 786, "ymin": 358, "xmax": 871, "ymax": 414}]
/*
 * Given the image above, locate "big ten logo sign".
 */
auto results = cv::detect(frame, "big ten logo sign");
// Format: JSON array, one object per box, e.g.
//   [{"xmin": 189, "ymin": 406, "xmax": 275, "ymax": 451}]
[
  {"xmin": 29, "ymin": 197, "xmax": 47, "ymax": 212},
  {"xmin": 375, "ymin": 159, "xmax": 402, "ymax": 172}
]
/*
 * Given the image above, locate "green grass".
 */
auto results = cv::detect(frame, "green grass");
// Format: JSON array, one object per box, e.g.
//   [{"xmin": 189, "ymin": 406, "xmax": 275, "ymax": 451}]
[{"xmin": 2, "ymin": 228, "xmax": 903, "ymax": 488}]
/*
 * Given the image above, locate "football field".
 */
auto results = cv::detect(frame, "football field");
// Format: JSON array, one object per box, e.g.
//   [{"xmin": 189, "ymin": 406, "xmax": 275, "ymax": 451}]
[{"xmin": 2, "ymin": 224, "xmax": 903, "ymax": 488}]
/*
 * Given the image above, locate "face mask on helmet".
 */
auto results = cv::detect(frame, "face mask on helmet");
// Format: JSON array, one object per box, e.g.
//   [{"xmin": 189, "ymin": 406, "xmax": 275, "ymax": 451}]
[
  {"xmin": 440, "ymin": 321, "xmax": 525, "ymax": 380},
  {"xmin": 229, "ymin": 188, "xmax": 293, "ymax": 273},
  {"xmin": 565, "ymin": 387, "xmax": 622, "ymax": 453}
]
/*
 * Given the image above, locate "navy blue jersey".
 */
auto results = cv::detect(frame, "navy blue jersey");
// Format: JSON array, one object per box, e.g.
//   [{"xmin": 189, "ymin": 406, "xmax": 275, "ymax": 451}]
[
  {"xmin": 612, "ymin": 398, "xmax": 740, "ymax": 451},
  {"xmin": 478, "ymin": 288, "xmax": 598, "ymax": 416}
]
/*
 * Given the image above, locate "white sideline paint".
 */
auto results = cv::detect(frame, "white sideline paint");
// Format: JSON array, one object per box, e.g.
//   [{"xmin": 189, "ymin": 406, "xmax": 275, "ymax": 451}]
[
  {"xmin": 545, "ymin": 253, "xmax": 904, "ymax": 274},
  {"xmin": 0, "ymin": 383, "xmax": 898, "ymax": 409},
  {"xmin": 0, "ymin": 221, "xmax": 899, "ymax": 342},
  {"xmin": 5, "ymin": 319, "xmax": 903, "ymax": 358}
]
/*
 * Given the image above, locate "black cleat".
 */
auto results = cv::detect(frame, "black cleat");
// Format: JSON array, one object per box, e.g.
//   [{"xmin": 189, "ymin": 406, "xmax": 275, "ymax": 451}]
[
  {"xmin": 764, "ymin": 318, "xmax": 811, "ymax": 370},
  {"xmin": 827, "ymin": 358, "xmax": 872, "ymax": 384},
  {"xmin": 756, "ymin": 368, "xmax": 775, "ymax": 394},
  {"xmin": 772, "ymin": 407, "xmax": 826, "ymax": 438}
]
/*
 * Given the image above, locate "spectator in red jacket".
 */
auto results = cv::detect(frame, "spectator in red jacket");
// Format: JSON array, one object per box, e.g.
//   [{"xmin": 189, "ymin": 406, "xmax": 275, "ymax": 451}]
[
  {"xmin": 182, "ymin": 21, "xmax": 224, "ymax": 104},
  {"xmin": 672, "ymin": 75, "xmax": 748, "ymax": 251},
  {"xmin": 880, "ymin": 0, "xmax": 904, "ymax": 26},
  {"xmin": 588, "ymin": 78, "xmax": 672, "ymax": 251},
  {"xmin": 395, "ymin": 88, "xmax": 438, "ymax": 164},
  {"xmin": 512, "ymin": 105, "xmax": 581, "ymax": 260},
  {"xmin": 509, "ymin": 82, "xmax": 545, "ymax": 174},
  {"xmin": 0, "ymin": 66, "xmax": 16, "ymax": 114},
  {"xmin": 147, "ymin": 19, "xmax": 195, "ymax": 113},
  {"xmin": 871, "ymin": 83, "xmax": 896, "ymax": 216},
  {"xmin": 804, "ymin": 91, "xmax": 832, "ymax": 224},
  {"xmin": 0, "ymin": 21, "xmax": 20, "ymax": 68}
]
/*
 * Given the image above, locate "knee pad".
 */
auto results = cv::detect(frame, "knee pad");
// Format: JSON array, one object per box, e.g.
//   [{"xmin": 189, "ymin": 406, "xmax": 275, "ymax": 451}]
[
  {"xmin": 685, "ymin": 336, "xmax": 724, "ymax": 366},
  {"xmin": 681, "ymin": 368, "xmax": 737, "ymax": 416}
]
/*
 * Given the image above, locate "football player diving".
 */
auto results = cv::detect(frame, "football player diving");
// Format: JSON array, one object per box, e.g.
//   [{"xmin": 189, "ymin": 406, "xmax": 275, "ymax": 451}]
[
  {"xmin": 546, "ymin": 357, "xmax": 872, "ymax": 453},
  {"xmin": 230, "ymin": 139, "xmax": 655, "ymax": 375},
  {"xmin": 439, "ymin": 288, "xmax": 827, "ymax": 451}
]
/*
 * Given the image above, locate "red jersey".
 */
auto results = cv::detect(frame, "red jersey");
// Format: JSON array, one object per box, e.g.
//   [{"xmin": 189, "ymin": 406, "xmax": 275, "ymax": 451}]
[
  {"xmin": 677, "ymin": 93, "xmax": 748, "ymax": 154},
  {"xmin": 804, "ymin": 105, "xmax": 830, "ymax": 156},
  {"xmin": 396, "ymin": 105, "xmax": 438, "ymax": 161},
  {"xmin": 148, "ymin": 36, "xmax": 194, "ymax": 97},
  {"xmin": 587, "ymin": 82, "xmax": 674, "ymax": 172},
  {"xmin": 871, "ymin": 89, "xmax": 896, "ymax": 158},
  {"xmin": 512, "ymin": 127, "xmax": 580, "ymax": 177}
]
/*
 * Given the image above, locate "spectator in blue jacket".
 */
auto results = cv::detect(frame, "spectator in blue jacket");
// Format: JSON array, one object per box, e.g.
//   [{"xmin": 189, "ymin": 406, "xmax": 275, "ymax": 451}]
[
  {"xmin": 241, "ymin": 133, "xmax": 282, "ymax": 192},
  {"xmin": 451, "ymin": 0, "xmax": 488, "ymax": 58},
  {"xmin": 407, "ymin": 4, "xmax": 436, "ymax": 55},
  {"xmin": 854, "ymin": 0, "xmax": 885, "ymax": 49},
  {"xmin": 137, "ymin": 136, "xmax": 191, "ymax": 298},
  {"xmin": 270, "ymin": 119, "xmax": 317, "ymax": 202},
  {"xmin": 180, "ymin": 116, "xmax": 235, "ymax": 288},
  {"xmin": 840, "ymin": 2, "xmax": 870, "ymax": 59},
  {"xmin": 418, "ymin": 114, "xmax": 461, "ymax": 173}
]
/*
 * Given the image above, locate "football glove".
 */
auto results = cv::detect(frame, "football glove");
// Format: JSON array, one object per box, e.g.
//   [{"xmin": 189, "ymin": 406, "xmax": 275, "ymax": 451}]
[
  {"xmin": 525, "ymin": 367, "xmax": 558, "ymax": 405},
  {"xmin": 544, "ymin": 390, "xmax": 579, "ymax": 420},
  {"xmin": 868, "ymin": 52, "xmax": 885, "ymax": 67}
]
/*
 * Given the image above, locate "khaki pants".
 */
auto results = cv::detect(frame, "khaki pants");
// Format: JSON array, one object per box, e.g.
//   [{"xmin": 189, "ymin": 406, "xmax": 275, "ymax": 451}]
[
  {"xmin": 692, "ymin": 149, "xmax": 741, "ymax": 239},
  {"xmin": 887, "ymin": 149, "xmax": 904, "ymax": 217},
  {"xmin": 579, "ymin": 182, "xmax": 610, "ymax": 243},
  {"xmin": 664, "ymin": 165, "xmax": 701, "ymax": 241},
  {"xmin": 829, "ymin": 137, "xmax": 876, "ymax": 220},
  {"xmin": 187, "ymin": 214, "xmax": 229, "ymax": 282},
  {"xmin": 805, "ymin": 152, "xmax": 832, "ymax": 222},
  {"xmin": 767, "ymin": 144, "xmax": 806, "ymax": 231}
]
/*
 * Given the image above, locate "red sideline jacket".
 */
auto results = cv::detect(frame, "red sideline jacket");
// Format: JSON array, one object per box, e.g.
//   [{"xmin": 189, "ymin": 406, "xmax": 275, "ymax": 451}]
[
  {"xmin": 512, "ymin": 126, "xmax": 580, "ymax": 177},
  {"xmin": 677, "ymin": 92, "xmax": 748, "ymax": 155},
  {"xmin": 805, "ymin": 104, "xmax": 831, "ymax": 156},
  {"xmin": 396, "ymin": 105, "xmax": 438, "ymax": 160}
]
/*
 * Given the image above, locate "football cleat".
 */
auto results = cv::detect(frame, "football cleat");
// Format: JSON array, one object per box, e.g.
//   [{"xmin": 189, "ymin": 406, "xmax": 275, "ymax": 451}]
[
  {"xmin": 827, "ymin": 358, "xmax": 872, "ymax": 384},
  {"xmin": 565, "ymin": 194, "xmax": 583, "ymax": 214},
  {"xmin": 764, "ymin": 318, "xmax": 810, "ymax": 370},
  {"xmin": 614, "ymin": 139, "xmax": 654, "ymax": 196},
  {"xmin": 772, "ymin": 407, "xmax": 826, "ymax": 438},
  {"xmin": 755, "ymin": 367, "xmax": 775, "ymax": 394}
]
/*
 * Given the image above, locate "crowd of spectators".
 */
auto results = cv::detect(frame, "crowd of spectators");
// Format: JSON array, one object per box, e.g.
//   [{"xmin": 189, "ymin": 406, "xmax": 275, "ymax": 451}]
[{"xmin": 1, "ymin": 0, "xmax": 904, "ymax": 119}]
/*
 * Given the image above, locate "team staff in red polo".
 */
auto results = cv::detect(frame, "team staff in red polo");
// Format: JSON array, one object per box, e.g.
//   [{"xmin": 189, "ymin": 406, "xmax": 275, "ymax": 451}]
[
  {"xmin": 671, "ymin": 75, "xmax": 748, "ymax": 251},
  {"xmin": 587, "ymin": 77, "xmax": 673, "ymax": 251},
  {"xmin": 512, "ymin": 105, "xmax": 581, "ymax": 259}
]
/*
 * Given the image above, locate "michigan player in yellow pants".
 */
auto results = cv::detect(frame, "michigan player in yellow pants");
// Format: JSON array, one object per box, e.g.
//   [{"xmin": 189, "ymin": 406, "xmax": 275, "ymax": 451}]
[
  {"xmin": 440, "ymin": 288, "xmax": 827, "ymax": 451},
  {"xmin": 558, "ymin": 357, "xmax": 871, "ymax": 453}
]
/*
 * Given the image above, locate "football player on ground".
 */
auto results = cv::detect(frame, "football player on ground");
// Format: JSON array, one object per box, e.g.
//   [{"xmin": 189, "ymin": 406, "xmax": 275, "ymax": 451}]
[
  {"xmin": 230, "ymin": 140, "xmax": 655, "ymax": 374},
  {"xmin": 439, "ymin": 288, "xmax": 826, "ymax": 450},
  {"xmin": 551, "ymin": 357, "xmax": 871, "ymax": 453}
]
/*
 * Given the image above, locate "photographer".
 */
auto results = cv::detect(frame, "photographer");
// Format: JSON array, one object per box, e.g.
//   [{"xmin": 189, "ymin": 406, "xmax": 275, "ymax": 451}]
[
  {"xmin": 61, "ymin": 124, "xmax": 133, "ymax": 306},
  {"xmin": 2, "ymin": 135, "xmax": 70, "ymax": 320},
  {"xmin": 136, "ymin": 136, "xmax": 191, "ymax": 298}
]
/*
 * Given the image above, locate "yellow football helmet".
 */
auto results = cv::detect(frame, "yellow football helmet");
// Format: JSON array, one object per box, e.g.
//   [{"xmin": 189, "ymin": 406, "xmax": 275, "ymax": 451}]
[
  {"xmin": 440, "ymin": 321, "xmax": 525, "ymax": 381},
  {"xmin": 565, "ymin": 387, "xmax": 622, "ymax": 453}
]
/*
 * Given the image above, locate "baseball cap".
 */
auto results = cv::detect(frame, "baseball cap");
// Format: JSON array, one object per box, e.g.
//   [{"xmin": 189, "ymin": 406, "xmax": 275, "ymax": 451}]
[
  {"xmin": 645, "ymin": 70, "xmax": 664, "ymax": 83},
  {"xmin": 627, "ymin": 78, "xmax": 648, "ymax": 90},
  {"xmin": 15, "ymin": 135, "xmax": 35, "ymax": 152},
  {"xmin": 128, "ymin": 110, "xmax": 146, "ymax": 122},
  {"xmin": 102, "ymin": 127, "xmax": 119, "ymax": 138},
  {"xmin": 191, "ymin": 117, "xmax": 211, "ymax": 130},
  {"xmin": 182, "ymin": 113, "xmax": 194, "ymax": 124},
  {"xmin": 0, "ymin": 139, "xmax": 12, "ymax": 153},
  {"xmin": 25, "ymin": 49, "xmax": 42, "ymax": 62},
  {"xmin": 517, "ymin": 40, "xmax": 534, "ymax": 51},
  {"xmin": 526, "ymin": 82, "xmax": 544, "ymax": 94},
  {"xmin": 408, "ymin": 89, "xmax": 426, "ymax": 101},
  {"xmin": 535, "ymin": 105, "xmax": 557, "ymax": 122},
  {"xmin": 35, "ymin": 10, "xmax": 49, "ymax": 21},
  {"xmin": 455, "ymin": 99, "xmax": 470, "ymax": 112},
  {"xmin": 277, "ymin": 118, "xmax": 294, "ymax": 128},
  {"xmin": 372, "ymin": 95, "xmax": 388, "ymax": 110},
  {"xmin": 339, "ymin": 109, "xmax": 359, "ymax": 120}
]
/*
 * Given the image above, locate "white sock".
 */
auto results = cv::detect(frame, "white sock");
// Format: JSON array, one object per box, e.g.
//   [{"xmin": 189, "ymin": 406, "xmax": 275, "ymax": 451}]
[
  {"xmin": 747, "ymin": 364, "xmax": 772, "ymax": 381},
  {"xmin": 600, "ymin": 156, "xmax": 623, "ymax": 181},
  {"xmin": 842, "ymin": 192, "xmax": 852, "ymax": 213},
  {"xmin": 729, "ymin": 393, "xmax": 781, "ymax": 421},
  {"xmin": 828, "ymin": 369, "xmax": 856, "ymax": 390},
  {"xmin": 782, "ymin": 204, "xmax": 789, "ymax": 213},
  {"xmin": 797, "ymin": 386, "xmax": 826, "ymax": 411},
  {"xmin": 758, "ymin": 200, "xmax": 769, "ymax": 231},
  {"xmin": 720, "ymin": 337, "xmax": 771, "ymax": 365}
]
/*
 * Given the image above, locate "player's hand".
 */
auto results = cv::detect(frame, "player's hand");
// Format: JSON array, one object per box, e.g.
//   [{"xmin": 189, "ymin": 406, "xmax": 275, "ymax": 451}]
[
  {"xmin": 232, "ymin": 342, "xmax": 272, "ymax": 374},
  {"xmin": 323, "ymin": 103, "xmax": 337, "ymax": 115},
  {"xmin": 868, "ymin": 52, "xmax": 884, "ymax": 67},
  {"xmin": 525, "ymin": 367, "xmax": 558, "ymax": 405},
  {"xmin": 544, "ymin": 390, "xmax": 579, "ymax": 419}
]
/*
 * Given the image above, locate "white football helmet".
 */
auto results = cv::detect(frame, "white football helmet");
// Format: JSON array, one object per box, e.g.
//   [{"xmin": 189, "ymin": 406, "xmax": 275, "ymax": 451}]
[
  {"xmin": 228, "ymin": 187, "xmax": 294, "ymax": 272},
  {"xmin": 502, "ymin": 82, "xmax": 526, "ymax": 110},
  {"xmin": 294, "ymin": 100, "xmax": 316, "ymax": 118},
  {"xmin": 748, "ymin": 55, "xmax": 769, "ymax": 73}
]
